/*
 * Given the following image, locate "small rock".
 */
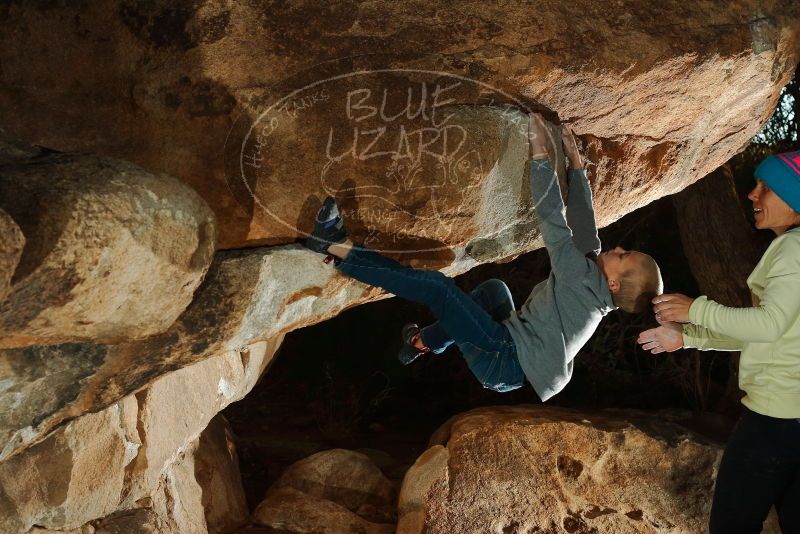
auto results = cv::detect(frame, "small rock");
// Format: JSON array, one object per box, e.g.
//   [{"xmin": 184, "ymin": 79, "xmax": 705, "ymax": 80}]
[
  {"xmin": 253, "ymin": 486, "xmax": 394, "ymax": 534},
  {"xmin": 274, "ymin": 448, "xmax": 395, "ymax": 523}
]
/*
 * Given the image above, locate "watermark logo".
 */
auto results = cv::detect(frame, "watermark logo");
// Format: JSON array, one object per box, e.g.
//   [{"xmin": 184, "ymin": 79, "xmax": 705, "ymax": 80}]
[{"xmin": 226, "ymin": 69, "xmax": 547, "ymax": 254}]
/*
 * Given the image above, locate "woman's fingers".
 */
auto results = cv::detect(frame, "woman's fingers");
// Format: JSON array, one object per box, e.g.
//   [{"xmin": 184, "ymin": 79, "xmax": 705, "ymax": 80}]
[
  {"xmin": 652, "ymin": 293, "xmax": 685, "ymax": 304},
  {"xmin": 653, "ymin": 301, "xmax": 689, "ymax": 314},
  {"xmin": 641, "ymin": 341, "xmax": 660, "ymax": 351},
  {"xmin": 639, "ymin": 324, "xmax": 683, "ymax": 353},
  {"xmin": 637, "ymin": 327, "xmax": 658, "ymax": 343},
  {"xmin": 654, "ymin": 307, "xmax": 686, "ymax": 320},
  {"xmin": 653, "ymin": 300, "xmax": 683, "ymax": 310},
  {"xmin": 655, "ymin": 315, "xmax": 681, "ymax": 329},
  {"xmin": 653, "ymin": 304, "xmax": 677, "ymax": 316},
  {"xmin": 654, "ymin": 303, "xmax": 690, "ymax": 322},
  {"xmin": 658, "ymin": 310, "xmax": 681, "ymax": 322}
]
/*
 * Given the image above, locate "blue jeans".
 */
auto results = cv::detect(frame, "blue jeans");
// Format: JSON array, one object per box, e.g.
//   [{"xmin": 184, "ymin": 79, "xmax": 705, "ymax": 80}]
[
  {"xmin": 336, "ymin": 247, "xmax": 525, "ymax": 392},
  {"xmin": 709, "ymin": 406, "xmax": 800, "ymax": 533}
]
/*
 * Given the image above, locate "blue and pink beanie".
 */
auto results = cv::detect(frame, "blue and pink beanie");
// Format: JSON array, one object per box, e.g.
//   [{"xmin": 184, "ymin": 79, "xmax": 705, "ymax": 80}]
[{"xmin": 755, "ymin": 151, "xmax": 800, "ymax": 212}]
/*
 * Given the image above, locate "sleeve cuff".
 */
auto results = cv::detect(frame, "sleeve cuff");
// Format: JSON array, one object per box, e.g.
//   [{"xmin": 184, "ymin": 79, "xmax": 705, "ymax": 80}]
[
  {"xmin": 681, "ymin": 324, "xmax": 697, "ymax": 349},
  {"xmin": 688, "ymin": 295, "xmax": 709, "ymax": 326}
]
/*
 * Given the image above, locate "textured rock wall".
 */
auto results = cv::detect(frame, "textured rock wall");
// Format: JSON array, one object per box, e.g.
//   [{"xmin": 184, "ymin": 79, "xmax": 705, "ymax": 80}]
[
  {"xmin": 0, "ymin": 209, "xmax": 23, "ymax": 302},
  {"xmin": 0, "ymin": 339, "xmax": 280, "ymax": 534},
  {"xmin": 0, "ymin": 245, "xmax": 378, "ymax": 462},
  {"xmin": 195, "ymin": 416, "xmax": 250, "ymax": 533},
  {"xmin": 0, "ymin": 1, "xmax": 797, "ymax": 249}
]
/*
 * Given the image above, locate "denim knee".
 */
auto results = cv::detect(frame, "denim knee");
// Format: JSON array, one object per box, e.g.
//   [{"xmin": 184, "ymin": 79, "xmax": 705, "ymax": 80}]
[
  {"xmin": 481, "ymin": 278, "xmax": 509, "ymax": 292},
  {"xmin": 471, "ymin": 278, "xmax": 514, "ymax": 320}
]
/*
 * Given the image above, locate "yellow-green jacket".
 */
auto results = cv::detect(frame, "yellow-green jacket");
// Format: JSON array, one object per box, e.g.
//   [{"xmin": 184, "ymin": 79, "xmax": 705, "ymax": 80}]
[{"xmin": 683, "ymin": 227, "xmax": 800, "ymax": 418}]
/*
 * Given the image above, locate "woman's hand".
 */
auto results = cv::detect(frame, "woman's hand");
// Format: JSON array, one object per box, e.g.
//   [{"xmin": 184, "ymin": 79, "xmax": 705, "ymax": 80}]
[
  {"xmin": 638, "ymin": 318, "xmax": 684, "ymax": 354},
  {"xmin": 652, "ymin": 293, "xmax": 695, "ymax": 323},
  {"xmin": 560, "ymin": 125, "xmax": 583, "ymax": 170}
]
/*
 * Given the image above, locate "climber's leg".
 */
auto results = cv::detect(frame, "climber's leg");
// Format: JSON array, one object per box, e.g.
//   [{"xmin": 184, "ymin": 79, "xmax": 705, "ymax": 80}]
[
  {"xmin": 336, "ymin": 247, "xmax": 524, "ymax": 391},
  {"xmin": 420, "ymin": 278, "xmax": 516, "ymax": 354}
]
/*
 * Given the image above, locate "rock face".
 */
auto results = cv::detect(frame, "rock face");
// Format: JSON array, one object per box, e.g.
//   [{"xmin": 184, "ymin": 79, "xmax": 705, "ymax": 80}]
[
  {"xmin": 0, "ymin": 339, "xmax": 280, "ymax": 534},
  {"xmin": 0, "ymin": 152, "xmax": 216, "ymax": 348},
  {"xmin": 0, "ymin": 245, "xmax": 380, "ymax": 461},
  {"xmin": 102, "ymin": 443, "xmax": 209, "ymax": 534},
  {"xmin": 85, "ymin": 414, "xmax": 249, "ymax": 534},
  {"xmin": 0, "ymin": 209, "xmax": 23, "ymax": 302},
  {"xmin": 194, "ymin": 416, "xmax": 249, "ymax": 534},
  {"xmin": 253, "ymin": 449, "xmax": 396, "ymax": 533},
  {"xmin": 0, "ymin": 2, "xmax": 797, "ymax": 249},
  {"xmin": 4, "ymin": 202, "xmax": 545, "ymax": 464},
  {"xmin": 398, "ymin": 406, "xmax": 728, "ymax": 534}
]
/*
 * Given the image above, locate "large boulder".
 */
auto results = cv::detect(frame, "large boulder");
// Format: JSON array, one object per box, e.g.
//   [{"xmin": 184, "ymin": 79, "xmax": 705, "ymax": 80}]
[
  {"xmin": 0, "ymin": 245, "xmax": 385, "ymax": 461},
  {"xmin": 397, "ymin": 405, "xmax": 758, "ymax": 534},
  {"xmin": 3, "ymin": 203, "xmax": 541, "ymax": 464},
  {"xmin": 0, "ymin": 393, "xmax": 140, "ymax": 532},
  {"xmin": 0, "ymin": 339, "xmax": 281, "ymax": 534},
  {"xmin": 0, "ymin": 152, "xmax": 216, "ymax": 348},
  {"xmin": 0, "ymin": 2, "xmax": 797, "ymax": 248},
  {"xmin": 252, "ymin": 449, "xmax": 396, "ymax": 533}
]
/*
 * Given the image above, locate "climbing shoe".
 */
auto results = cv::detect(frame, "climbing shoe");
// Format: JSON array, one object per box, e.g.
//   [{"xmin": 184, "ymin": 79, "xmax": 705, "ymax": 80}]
[
  {"xmin": 398, "ymin": 323, "xmax": 430, "ymax": 366},
  {"xmin": 304, "ymin": 196, "xmax": 348, "ymax": 255}
]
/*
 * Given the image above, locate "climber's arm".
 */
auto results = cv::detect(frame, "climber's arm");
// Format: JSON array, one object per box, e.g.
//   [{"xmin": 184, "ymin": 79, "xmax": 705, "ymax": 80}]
[
  {"xmin": 561, "ymin": 125, "xmax": 600, "ymax": 256},
  {"xmin": 530, "ymin": 157, "xmax": 586, "ymax": 277},
  {"xmin": 566, "ymin": 168, "xmax": 601, "ymax": 256},
  {"xmin": 528, "ymin": 114, "xmax": 588, "ymax": 277}
]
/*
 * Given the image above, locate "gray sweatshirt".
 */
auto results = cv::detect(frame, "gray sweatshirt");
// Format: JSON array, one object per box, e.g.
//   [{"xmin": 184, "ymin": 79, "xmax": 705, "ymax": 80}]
[{"xmin": 503, "ymin": 160, "xmax": 616, "ymax": 401}]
